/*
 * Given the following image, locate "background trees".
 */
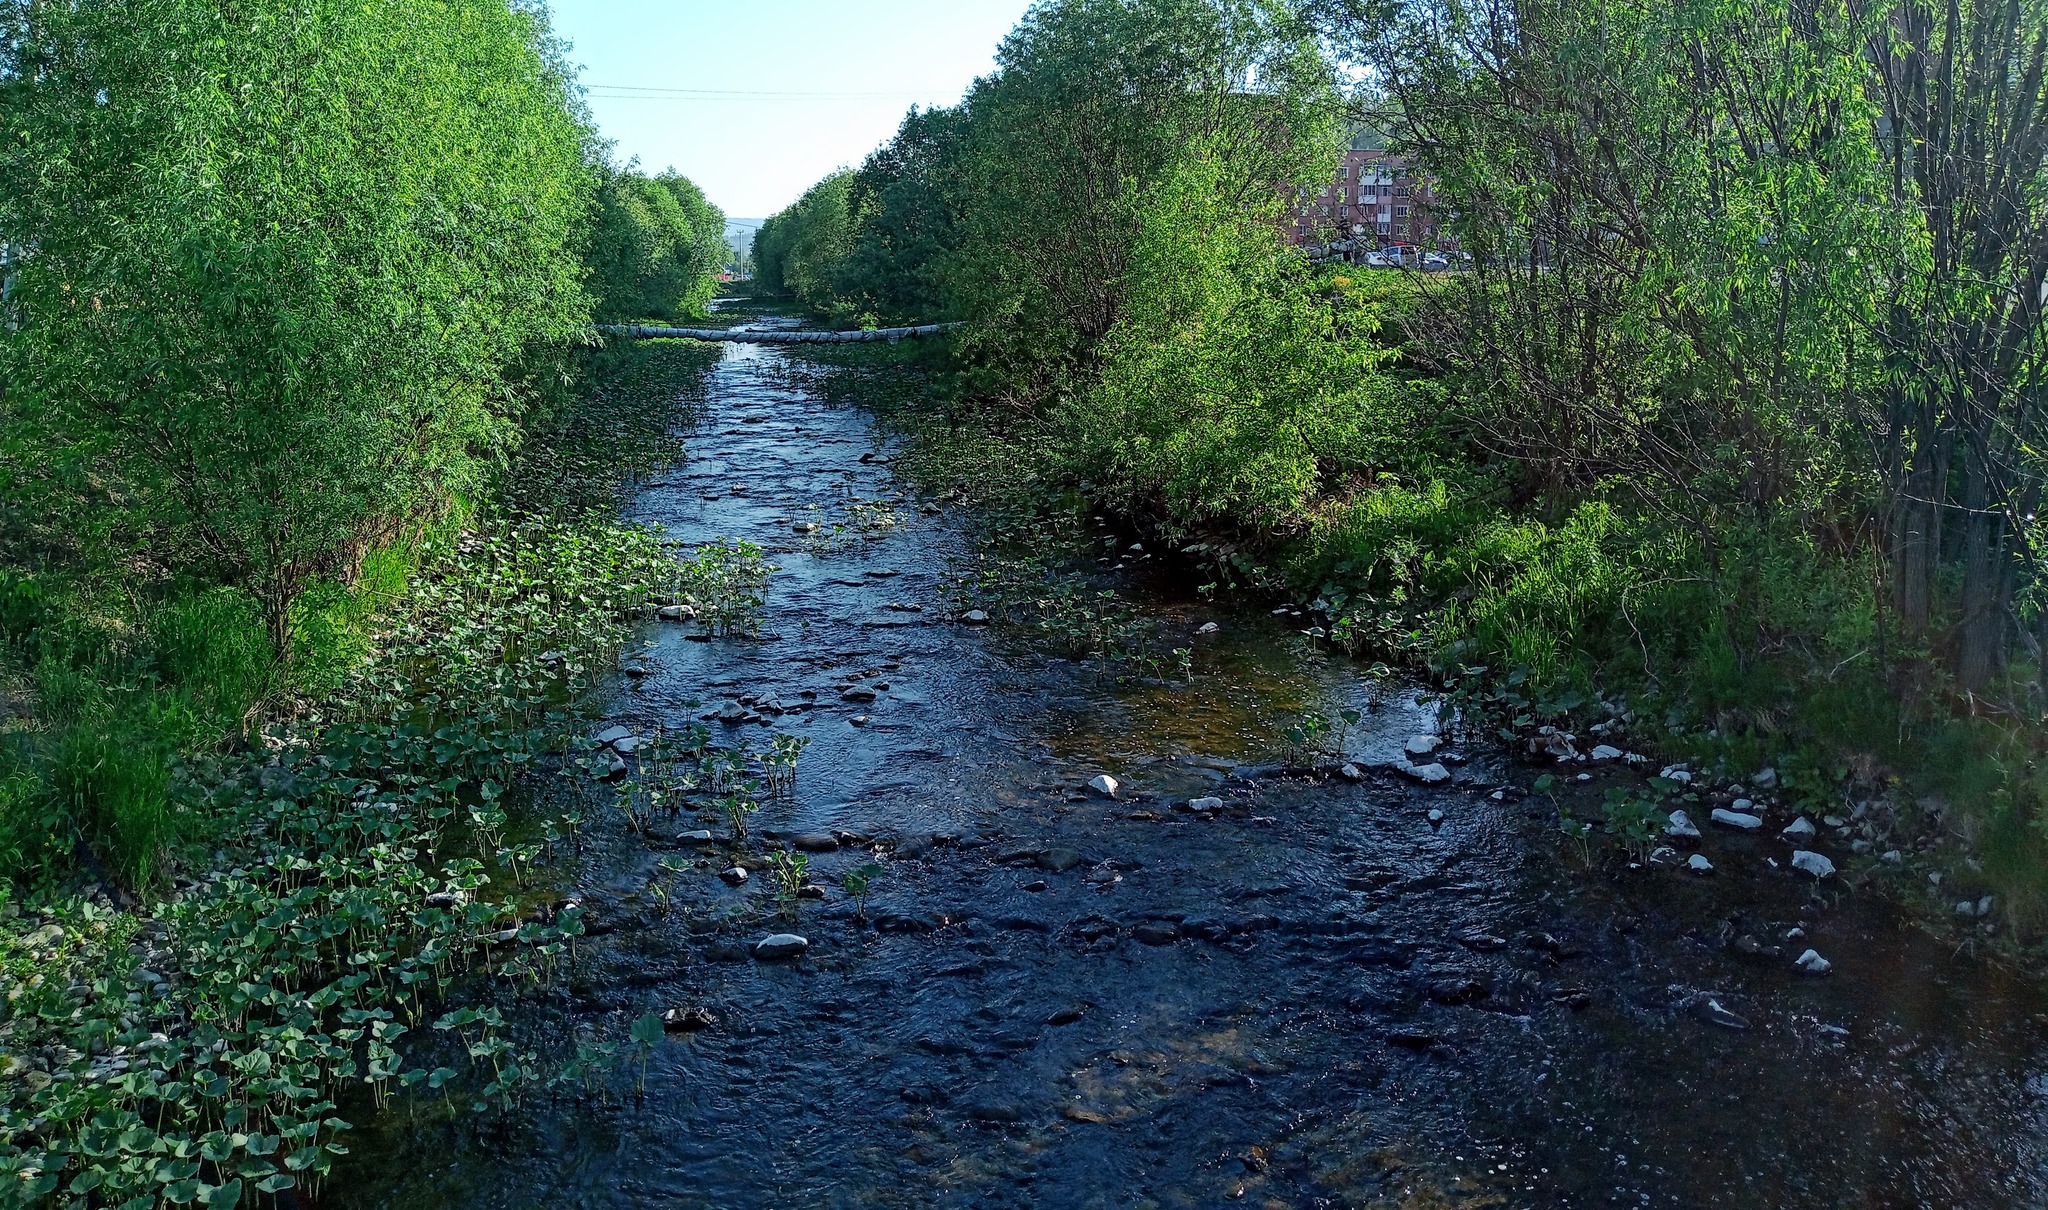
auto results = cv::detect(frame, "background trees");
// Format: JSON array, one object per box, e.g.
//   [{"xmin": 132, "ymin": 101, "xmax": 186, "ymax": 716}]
[{"xmin": 588, "ymin": 168, "xmax": 729, "ymax": 322}]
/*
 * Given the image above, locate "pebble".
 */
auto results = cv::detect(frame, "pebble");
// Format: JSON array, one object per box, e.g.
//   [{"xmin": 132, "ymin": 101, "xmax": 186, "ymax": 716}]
[
  {"xmin": 716, "ymin": 701, "xmax": 748, "ymax": 722},
  {"xmin": 600, "ymin": 751, "xmax": 629, "ymax": 779},
  {"xmin": 1781, "ymin": 816, "xmax": 1816, "ymax": 839},
  {"xmin": 1339, "ymin": 763, "xmax": 1363, "ymax": 781},
  {"xmin": 793, "ymin": 833, "xmax": 840, "ymax": 853},
  {"xmin": 1688, "ymin": 854, "xmax": 1715, "ymax": 874},
  {"xmin": 1188, "ymin": 796, "xmax": 1225, "ymax": 812},
  {"xmin": 793, "ymin": 521, "xmax": 819, "ymax": 533},
  {"xmin": 960, "ymin": 610, "xmax": 991, "ymax": 625},
  {"xmin": 613, "ymin": 735, "xmax": 641, "ymax": 755},
  {"xmin": 1132, "ymin": 922, "xmax": 1180, "ymax": 946},
  {"xmin": 849, "ymin": 715, "xmax": 871, "ymax": 726},
  {"xmin": 1660, "ymin": 766, "xmax": 1694, "ymax": 784},
  {"xmin": 1703, "ymin": 998, "xmax": 1749, "ymax": 1029},
  {"xmin": 1731, "ymin": 798, "xmax": 1755, "ymax": 812},
  {"xmin": 1405, "ymin": 735, "xmax": 1442, "ymax": 756},
  {"xmin": 1666, "ymin": 810, "xmax": 1701, "ymax": 841},
  {"xmin": 1088, "ymin": 774, "xmax": 1121, "ymax": 799},
  {"xmin": 720, "ymin": 867, "xmax": 749, "ymax": 885},
  {"xmin": 1589, "ymin": 744, "xmax": 1624, "ymax": 762},
  {"xmin": 1196, "ymin": 622, "xmax": 1220, "ymax": 635},
  {"xmin": 594, "ymin": 725, "xmax": 632, "ymax": 746},
  {"xmin": 1790, "ymin": 850, "xmax": 1836, "ymax": 879},
  {"xmin": 1647, "ymin": 846, "xmax": 1682, "ymax": 868},
  {"xmin": 751, "ymin": 934, "xmax": 809, "ymax": 961},
  {"xmin": 1426, "ymin": 808, "xmax": 1444, "ymax": 824},
  {"xmin": 657, "ymin": 604, "xmax": 692, "ymax": 621},
  {"xmin": 1710, "ymin": 808, "xmax": 1763, "ymax": 830},
  {"xmin": 1794, "ymin": 949, "xmax": 1833, "ymax": 976},
  {"xmin": 678, "ymin": 830, "xmax": 714, "ymax": 844},
  {"xmin": 1398, "ymin": 762, "xmax": 1451, "ymax": 785}
]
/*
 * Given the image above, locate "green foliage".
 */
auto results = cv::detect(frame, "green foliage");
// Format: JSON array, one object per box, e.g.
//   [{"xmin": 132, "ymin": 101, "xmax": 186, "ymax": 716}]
[
  {"xmin": 0, "ymin": 0, "xmax": 597, "ymax": 654},
  {"xmin": 587, "ymin": 170, "xmax": 728, "ymax": 322},
  {"xmin": 752, "ymin": 172, "xmax": 856, "ymax": 313}
]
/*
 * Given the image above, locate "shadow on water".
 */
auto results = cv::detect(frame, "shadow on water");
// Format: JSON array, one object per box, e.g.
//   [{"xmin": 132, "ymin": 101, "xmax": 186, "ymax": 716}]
[{"xmin": 331, "ymin": 324, "xmax": 2048, "ymax": 1209}]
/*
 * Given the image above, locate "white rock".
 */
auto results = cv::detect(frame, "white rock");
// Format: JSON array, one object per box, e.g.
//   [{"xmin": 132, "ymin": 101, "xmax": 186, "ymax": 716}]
[
  {"xmin": 1688, "ymin": 854, "xmax": 1715, "ymax": 874},
  {"xmin": 594, "ymin": 725, "xmax": 632, "ymax": 745},
  {"xmin": 1881, "ymin": 849, "xmax": 1902, "ymax": 863},
  {"xmin": 1977, "ymin": 894, "xmax": 1995, "ymax": 917},
  {"xmin": 657, "ymin": 604, "xmax": 692, "ymax": 620},
  {"xmin": 1781, "ymin": 816, "xmax": 1816, "ymax": 839},
  {"xmin": 1339, "ymin": 763, "xmax": 1363, "ymax": 781},
  {"xmin": 1666, "ymin": 810, "xmax": 1701, "ymax": 840},
  {"xmin": 1823, "ymin": 814, "xmax": 1847, "ymax": 828},
  {"xmin": 752, "ymin": 934, "xmax": 809, "ymax": 961},
  {"xmin": 1711, "ymin": 808, "xmax": 1763, "ymax": 830},
  {"xmin": 1648, "ymin": 846, "xmax": 1682, "ymax": 868},
  {"xmin": 1589, "ymin": 744, "xmax": 1624, "ymax": 762},
  {"xmin": 960, "ymin": 610, "xmax": 991, "ymax": 625},
  {"xmin": 1405, "ymin": 734, "xmax": 1443, "ymax": 756},
  {"xmin": 1398, "ymin": 762, "xmax": 1452, "ymax": 785},
  {"xmin": 678, "ymin": 830, "xmax": 714, "ymax": 843},
  {"xmin": 1188, "ymin": 796, "xmax": 1224, "ymax": 812},
  {"xmin": 1660, "ymin": 766, "xmax": 1694, "ymax": 784},
  {"xmin": 1088, "ymin": 774, "xmax": 1121, "ymax": 799},
  {"xmin": 613, "ymin": 735, "xmax": 642, "ymax": 755},
  {"xmin": 1426, "ymin": 808, "xmax": 1444, "ymax": 823},
  {"xmin": 1791, "ymin": 850, "xmax": 1836, "ymax": 879},
  {"xmin": 1956, "ymin": 899, "xmax": 1977, "ymax": 916},
  {"xmin": 1195, "ymin": 621, "xmax": 1220, "ymax": 635},
  {"xmin": 1731, "ymin": 798, "xmax": 1755, "ymax": 812},
  {"xmin": 1753, "ymin": 767, "xmax": 1779, "ymax": 789},
  {"xmin": 1794, "ymin": 948, "xmax": 1832, "ymax": 975},
  {"xmin": 1624, "ymin": 752, "xmax": 1650, "ymax": 765}
]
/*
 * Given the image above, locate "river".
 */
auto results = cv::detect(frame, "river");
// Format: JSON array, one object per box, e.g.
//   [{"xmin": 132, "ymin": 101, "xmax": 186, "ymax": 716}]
[{"xmin": 333, "ymin": 320, "xmax": 2048, "ymax": 1208}]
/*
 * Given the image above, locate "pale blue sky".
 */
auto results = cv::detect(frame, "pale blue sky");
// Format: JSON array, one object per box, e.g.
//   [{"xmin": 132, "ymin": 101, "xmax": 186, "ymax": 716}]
[{"xmin": 549, "ymin": 1, "xmax": 1036, "ymax": 219}]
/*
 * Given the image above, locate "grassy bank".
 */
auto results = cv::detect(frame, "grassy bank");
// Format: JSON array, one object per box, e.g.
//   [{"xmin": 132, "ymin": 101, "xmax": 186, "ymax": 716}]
[
  {"xmin": 778, "ymin": 330, "xmax": 2047, "ymax": 962},
  {"xmin": 0, "ymin": 341, "xmax": 790, "ymax": 1206}
]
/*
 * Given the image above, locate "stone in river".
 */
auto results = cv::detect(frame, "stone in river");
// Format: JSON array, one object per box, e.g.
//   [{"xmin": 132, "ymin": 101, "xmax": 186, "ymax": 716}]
[
  {"xmin": 752, "ymin": 934, "xmax": 809, "ymax": 960},
  {"xmin": 960, "ymin": 609, "xmax": 991, "ymax": 625},
  {"xmin": 1790, "ymin": 849, "xmax": 1836, "ymax": 879},
  {"xmin": 1132, "ymin": 922, "xmax": 1180, "ymax": 946},
  {"xmin": 840, "ymin": 686, "xmax": 878, "ymax": 703},
  {"xmin": 1702, "ymin": 998, "xmax": 1749, "ymax": 1029},
  {"xmin": 1782, "ymin": 815, "xmax": 1816, "ymax": 839},
  {"xmin": 1037, "ymin": 848, "xmax": 1086, "ymax": 873},
  {"xmin": 1088, "ymin": 774, "xmax": 1120, "ymax": 798},
  {"xmin": 1398, "ymin": 762, "xmax": 1451, "ymax": 785},
  {"xmin": 1688, "ymin": 853, "xmax": 1715, "ymax": 874},
  {"xmin": 594, "ymin": 725, "xmax": 631, "ymax": 745},
  {"xmin": 793, "ymin": 833, "xmax": 840, "ymax": 853},
  {"xmin": 719, "ymin": 866, "xmax": 749, "ymax": 885},
  {"xmin": 678, "ymin": 830, "xmax": 714, "ymax": 844},
  {"xmin": 1405, "ymin": 734, "xmax": 1442, "ymax": 756},
  {"xmin": 1187, "ymin": 796, "xmax": 1225, "ymax": 811},
  {"xmin": 657, "ymin": 604, "xmax": 693, "ymax": 621},
  {"xmin": 1794, "ymin": 949, "xmax": 1832, "ymax": 975},
  {"xmin": 1340, "ymin": 763, "xmax": 1364, "ymax": 781},
  {"xmin": 1666, "ymin": 810, "xmax": 1701, "ymax": 842},
  {"xmin": 1711, "ymin": 807, "xmax": 1763, "ymax": 830},
  {"xmin": 1196, "ymin": 621, "xmax": 1220, "ymax": 635}
]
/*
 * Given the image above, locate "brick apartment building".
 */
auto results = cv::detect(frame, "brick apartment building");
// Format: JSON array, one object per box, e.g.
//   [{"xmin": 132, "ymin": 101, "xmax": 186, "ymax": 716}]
[{"xmin": 1288, "ymin": 144, "xmax": 1445, "ymax": 262}]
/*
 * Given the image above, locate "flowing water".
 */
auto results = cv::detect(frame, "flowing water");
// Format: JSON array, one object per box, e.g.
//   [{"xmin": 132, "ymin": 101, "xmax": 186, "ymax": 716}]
[{"xmin": 336, "ymin": 325, "xmax": 2048, "ymax": 1208}]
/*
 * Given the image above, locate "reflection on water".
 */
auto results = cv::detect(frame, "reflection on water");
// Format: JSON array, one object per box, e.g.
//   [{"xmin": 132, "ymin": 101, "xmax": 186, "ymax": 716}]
[{"xmin": 332, "ymin": 333, "xmax": 2048, "ymax": 1209}]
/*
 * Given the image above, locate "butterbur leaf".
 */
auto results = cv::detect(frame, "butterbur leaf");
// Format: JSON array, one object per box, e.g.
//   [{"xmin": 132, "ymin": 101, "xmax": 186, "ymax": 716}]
[
  {"xmin": 629, "ymin": 1013, "xmax": 664, "ymax": 1047},
  {"xmin": 257, "ymin": 1174, "xmax": 297, "ymax": 1193}
]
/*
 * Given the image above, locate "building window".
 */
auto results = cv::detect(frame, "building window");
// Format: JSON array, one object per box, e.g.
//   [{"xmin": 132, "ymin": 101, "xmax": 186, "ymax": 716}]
[
  {"xmin": 1395, "ymin": 187, "xmax": 1410, "ymax": 198},
  {"xmin": 1396, "ymin": 206, "xmax": 1409, "ymax": 217},
  {"xmin": 1340, "ymin": 204, "xmax": 1350, "ymax": 219}
]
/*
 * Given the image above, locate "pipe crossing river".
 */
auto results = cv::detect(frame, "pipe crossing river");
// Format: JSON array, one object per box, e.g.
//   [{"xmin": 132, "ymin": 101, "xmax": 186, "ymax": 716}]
[{"xmin": 600, "ymin": 321, "xmax": 960, "ymax": 344}]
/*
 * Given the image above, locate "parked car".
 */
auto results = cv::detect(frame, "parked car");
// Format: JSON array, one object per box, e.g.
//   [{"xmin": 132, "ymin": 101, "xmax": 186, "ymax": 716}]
[{"xmin": 1422, "ymin": 252, "xmax": 1450, "ymax": 270}]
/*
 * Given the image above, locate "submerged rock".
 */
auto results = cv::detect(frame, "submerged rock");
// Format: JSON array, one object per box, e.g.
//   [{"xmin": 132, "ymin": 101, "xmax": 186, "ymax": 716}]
[
  {"xmin": 1702, "ymin": 998, "xmax": 1749, "ymax": 1030},
  {"xmin": 752, "ymin": 934, "xmax": 809, "ymax": 961},
  {"xmin": 594, "ymin": 725, "xmax": 631, "ymax": 746},
  {"xmin": 719, "ymin": 866, "xmax": 749, "ymax": 885},
  {"xmin": 959, "ymin": 609, "xmax": 991, "ymax": 625},
  {"xmin": 1187, "ymin": 796, "xmax": 1225, "ymax": 812},
  {"xmin": 1339, "ymin": 763, "xmax": 1364, "ymax": 781},
  {"xmin": 1405, "ymin": 734, "xmax": 1442, "ymax": 757},
  {"xmin": 662, "ymin": 1006, "xmax": 717, "ymax": 1031},
  {"xmin": 793, "ymin": 833, "xmax": 840, "ymax": 853}
]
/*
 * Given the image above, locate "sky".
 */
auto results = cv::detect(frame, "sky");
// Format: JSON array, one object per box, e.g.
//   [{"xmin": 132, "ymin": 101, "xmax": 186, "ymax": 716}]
[{"xmin": 548, "ymin": 1, "xmax": 1037, "ymax": 222}]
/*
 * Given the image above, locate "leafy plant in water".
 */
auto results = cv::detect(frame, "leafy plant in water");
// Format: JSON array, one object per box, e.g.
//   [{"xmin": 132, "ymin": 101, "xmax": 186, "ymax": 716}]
[
  {"xmin": 767, "ymin": 849, "xmax": 810, "ymax": 921},
  {"xmin": 842, "ymin": 862, "xmax": 882, "ymax": 921},
  {"xmin": 719, "ymin": 786, "xmax": 761, "ymax": 841}
]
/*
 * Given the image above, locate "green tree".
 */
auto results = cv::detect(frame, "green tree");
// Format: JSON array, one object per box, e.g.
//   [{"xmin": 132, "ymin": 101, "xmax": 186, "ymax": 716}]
[
  {"xmin": 0, "ymin": 0, "xmax": 596, "ymax": 654},
  {"xmin": 588, "ymin": 168, "xmax": 728, "ymax": 322}
]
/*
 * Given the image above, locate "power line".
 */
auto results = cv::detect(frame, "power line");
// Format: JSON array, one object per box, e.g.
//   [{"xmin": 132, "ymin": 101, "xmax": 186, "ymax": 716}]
[{"xmin": 583, "ymin": 83, "xmax": 944, "ymax": 102}]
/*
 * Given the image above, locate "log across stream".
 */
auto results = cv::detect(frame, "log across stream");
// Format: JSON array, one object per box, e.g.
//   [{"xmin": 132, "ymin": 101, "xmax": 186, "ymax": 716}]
[{"xmin": 333, "ymin": 320, "xmax": 2048, "ymax": 1208}]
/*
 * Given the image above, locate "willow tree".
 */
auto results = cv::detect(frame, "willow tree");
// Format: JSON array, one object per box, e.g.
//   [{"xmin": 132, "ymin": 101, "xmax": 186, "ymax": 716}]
[{"xmin": 0, "ymin": 0, "xmax": 596, "ymax": 654}]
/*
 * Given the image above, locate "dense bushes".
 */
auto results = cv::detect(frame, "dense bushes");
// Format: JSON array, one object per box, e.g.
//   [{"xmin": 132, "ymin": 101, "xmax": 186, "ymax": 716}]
[
  {"xmin": 750, "ymin": 172, "xmax": 855, "ymax": 315},
  {"xmin": 0, "ymin": 0, "xmax": 731, "ymax": 890},
  {"xmin": 588, "ymin": 170, "xmax": 728, "ymax": 322}
]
